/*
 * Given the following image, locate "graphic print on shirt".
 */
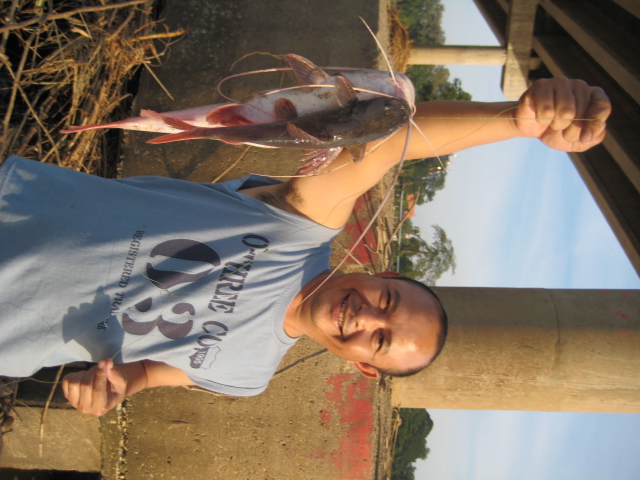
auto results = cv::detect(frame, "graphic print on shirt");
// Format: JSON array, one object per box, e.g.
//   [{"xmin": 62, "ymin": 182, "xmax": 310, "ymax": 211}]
[{"xmin": 111, "ymin": 232, "xmax": 270, "ymax": 371}]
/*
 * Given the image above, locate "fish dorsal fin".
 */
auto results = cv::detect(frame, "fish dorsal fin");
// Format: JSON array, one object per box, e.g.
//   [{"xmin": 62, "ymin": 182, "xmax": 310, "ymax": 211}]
[
  {"xmin": 140, "ymin": 109, "xmax": 194, "ymax": 131},
  {"xmin": 346, "ymin": 144, "xmax": 366, "ymax": 164},
  {"xmin": 334, "ymin": 75, "xmax": 358, "ymax": 107},
  {"xmin": 283, "ymin": 53, "xmax": 330, "ymax": 86},
  {"xmin": 286, "ymin": 123, "xmax": 324, "ymax": 143},
  {"xmin": 274, "ymin": 98, "xmax": 299, "ymax": 121},
  {"xmin": 205, "ymin": 104, "xmax": 253, "ymax": 126}
]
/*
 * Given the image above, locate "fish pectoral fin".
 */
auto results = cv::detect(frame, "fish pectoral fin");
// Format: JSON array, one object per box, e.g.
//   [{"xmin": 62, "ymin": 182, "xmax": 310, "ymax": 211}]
[
  {"xmin": 334, "ymin": 75, "xmax": 358, "ymax": 107},
  {"xmin": 283, "ymin": 54, "xmax": 330, "ymax": 86},
  {"xmin": 296, "ymin": 148, "xmax": 343, "ymax": 175},
  {"xmin": 274, "ymin": 98, "xmax": 299, "ymax": 121},
  {"xmin": 345, "ymin": 144, "xmax": 367, "ymax": 163},
  {"xmin": 140, "ymin": 109, "xmax": 194, "ymax": 131},
  {"xmin": 205, "ymin": 104, "xmax": 253, "ymax": 126},
  {"xmin": 286, "ymin": 123, "xmax": 325, "ymax": 143}
]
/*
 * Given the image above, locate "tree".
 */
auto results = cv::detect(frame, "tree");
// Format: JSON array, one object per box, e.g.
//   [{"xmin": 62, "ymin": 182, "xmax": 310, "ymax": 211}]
[
  {"xmin": 396, "ymin": 0, "xmax": 445, "ymax": 46},
  {"xmin": 391, "ymin": 409, "xmax": 435, "ymax": 480},
  {"xmin": 399, "ymin": 156, "xmax": 448, "ymax": 205},
  {"xmin": 397, "ymin": 224, "xmax": 456, "ymax": 284},
  {"xmin": 394, "ymin": 0, "xmax": 472, "ymax": 103},
  {"xmin": 393, "ymin": 0, "xmax": 471, "ymax": 208}
]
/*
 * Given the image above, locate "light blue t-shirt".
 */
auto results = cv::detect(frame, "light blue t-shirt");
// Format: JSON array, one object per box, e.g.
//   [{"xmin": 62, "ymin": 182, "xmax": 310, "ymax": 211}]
[{"xmin": 0, "ymin": 156, "xmax": 338, "ymax": 396}]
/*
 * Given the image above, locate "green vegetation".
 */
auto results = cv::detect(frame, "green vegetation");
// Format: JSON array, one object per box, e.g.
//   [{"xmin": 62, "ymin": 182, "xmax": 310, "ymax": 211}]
[
  {"xmin": 396, "ymin": 222, "xmax": 456, "ymax": 285},
  {"xmin": 392, "ymin": 409, "xmax": 435, "ymax": 480},
  {"xmin": 393, "ymin": 0, "xmax": 468, "ymax": 283},
  {"xmin": 395, "ymin": 0, "xmax": 472, "ymax": 103}
]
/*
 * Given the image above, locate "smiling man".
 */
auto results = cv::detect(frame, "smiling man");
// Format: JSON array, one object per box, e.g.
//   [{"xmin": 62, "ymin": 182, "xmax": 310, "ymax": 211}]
[
  {"xmin": 284, "ymin": 273, "xmax": 446, "ymax": 378},
  {"xmin": 0, "ymin": 78, "xmax": 610, "ymax": 416}
]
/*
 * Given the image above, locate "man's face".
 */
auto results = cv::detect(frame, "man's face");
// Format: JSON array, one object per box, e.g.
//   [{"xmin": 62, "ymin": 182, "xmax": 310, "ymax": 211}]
[{"xmin": 286, "ymin": 273, "xmax": 442, "ymax": 377}]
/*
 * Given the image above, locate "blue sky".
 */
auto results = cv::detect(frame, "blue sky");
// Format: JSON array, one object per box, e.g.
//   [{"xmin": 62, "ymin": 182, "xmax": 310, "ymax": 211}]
[{"xmin": 411, "ymin": 1, "xmax": 640, "ymax": 478}]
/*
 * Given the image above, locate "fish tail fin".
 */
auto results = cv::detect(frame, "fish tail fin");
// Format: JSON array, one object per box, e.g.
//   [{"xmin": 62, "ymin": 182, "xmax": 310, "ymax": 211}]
[
  {"xmin": 60, "ymin": 124, "xmax": 113, "ymax": 134},
  {"xmin": 60, "ymin": 125, "xmax": 100, "ymax": 133}
]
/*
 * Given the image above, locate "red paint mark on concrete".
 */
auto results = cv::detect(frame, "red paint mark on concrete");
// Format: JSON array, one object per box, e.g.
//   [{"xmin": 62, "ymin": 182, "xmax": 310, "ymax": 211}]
[
  {"xmin": 341, "ymin": 193, "xmax": 378, "ymax": 267},
  {"xmin": 322, "ymin": 374, "xmax": 374, "ymax": 480},
  {"xmin": 319, "ymin": 408, "xmax": 332, "ymax": 428},
  {"xmin": 610, "ymin": 307, "xmax": 630, "ymax": 319}
]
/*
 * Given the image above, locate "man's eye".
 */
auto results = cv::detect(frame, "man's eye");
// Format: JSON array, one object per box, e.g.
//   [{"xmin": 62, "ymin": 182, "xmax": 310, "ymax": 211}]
[
  {"xmin": 377, "ymin": 332, "xmax": 384, "ymax": 350},
  {"xmin": 385, "ymin": 289, "xmax": 391, "ymax": 310}
]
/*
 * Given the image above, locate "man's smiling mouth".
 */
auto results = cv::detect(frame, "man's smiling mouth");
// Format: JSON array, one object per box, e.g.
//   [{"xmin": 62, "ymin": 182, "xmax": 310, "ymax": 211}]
[{"xmin": 338, "ymin": 296, "xmax": 348, "ymax": 334}]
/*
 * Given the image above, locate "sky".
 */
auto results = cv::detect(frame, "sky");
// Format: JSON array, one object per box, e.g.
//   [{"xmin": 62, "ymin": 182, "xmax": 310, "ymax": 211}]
[{"xmin": 411, "ymin": 1, "xmax": 640, "ymax": 478}]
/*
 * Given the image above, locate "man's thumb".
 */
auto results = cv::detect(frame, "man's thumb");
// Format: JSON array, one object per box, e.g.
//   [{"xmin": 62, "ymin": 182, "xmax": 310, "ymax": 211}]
[{"xmin": 105, "ymin": 358, "xmax": 127, "ymax": 395}]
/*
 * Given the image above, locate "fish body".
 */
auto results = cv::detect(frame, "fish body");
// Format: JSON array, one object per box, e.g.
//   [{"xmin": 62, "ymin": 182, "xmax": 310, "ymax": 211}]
[
  {"xmin": 147, "ymin": 95, "xmax": 411, "ymax": 150},
  {"xmin": 61, "ymin": 54, "xmax": 414, "ymax": 135}
]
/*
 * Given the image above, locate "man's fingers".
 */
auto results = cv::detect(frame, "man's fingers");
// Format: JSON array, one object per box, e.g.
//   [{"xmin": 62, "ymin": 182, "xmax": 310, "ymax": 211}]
[
  {"xmin": 62, "ymin": 372, "xmax": 81, "ymax": 407},
  {"xmin": 522, "ymin": 79, "xmax": 555, "ymax": 128},
  {"xmin": 549, "ymin": 78, "xmax": 576, "ymax": 132},
  {"xmin": 105, "ymin": 359, "xmax": 127, "ymax": 408},
  {"xmin": 581, "ymin": 87, "xmax": 610, "ymax": 143},
  {"xmin": 90, "ymin": 360, "xmax": 108, "ymax": 408}
]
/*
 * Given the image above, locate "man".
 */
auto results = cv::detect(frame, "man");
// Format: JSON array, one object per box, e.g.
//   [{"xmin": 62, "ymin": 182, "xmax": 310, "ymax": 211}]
[{"xmin": 0, "ymin": 77, "xmax": 610, "ymax": 416}]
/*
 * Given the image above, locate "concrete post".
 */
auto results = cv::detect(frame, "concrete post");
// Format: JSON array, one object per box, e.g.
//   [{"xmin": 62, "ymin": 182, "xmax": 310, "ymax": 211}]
[
  {"xmin": 408, "ymin": 45, "xmax": 507, "ymax": 65},
  {"xmin": 392, "ymin": 288, "xmax": 640, "ymax": 413}
]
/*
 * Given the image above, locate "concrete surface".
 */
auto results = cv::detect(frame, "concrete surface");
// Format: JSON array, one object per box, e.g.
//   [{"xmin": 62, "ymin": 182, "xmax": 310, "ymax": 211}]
[
  {"xmin": 118, "ymin": 339, "xmax": 387, "ymax": 480},
  {"xmin": 1, "ymin": 406, "xmax": 101, "ymax": 472}
]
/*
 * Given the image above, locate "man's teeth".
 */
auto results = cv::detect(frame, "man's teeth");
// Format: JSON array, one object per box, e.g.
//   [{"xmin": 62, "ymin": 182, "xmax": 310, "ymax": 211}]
[{"xmin": 338, "ymin": 299, "xmax": 347, "ymax": 328}]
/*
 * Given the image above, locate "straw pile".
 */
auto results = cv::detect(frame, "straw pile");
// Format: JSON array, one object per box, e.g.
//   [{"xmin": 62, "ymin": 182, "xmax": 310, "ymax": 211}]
[
  {"xmin": 0, "ymin": 0, "xmax": 183, "ymax": 176},
  {"xmin": 387, "ymin": 4, "xmax": 412, "ymax": 72}
]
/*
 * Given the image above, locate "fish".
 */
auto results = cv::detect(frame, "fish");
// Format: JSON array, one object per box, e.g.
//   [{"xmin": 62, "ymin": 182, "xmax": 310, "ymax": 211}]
[
  {"xmin": 145, "ymin": 78, "xmax": 411, "ymax": 164},
  {"xmin": 61, "ymin": 53, "xmax": 414, "ymax": 173},
  {"xmin": 61, "ymin": 54, "xmax": 414, "ymax": 135}
]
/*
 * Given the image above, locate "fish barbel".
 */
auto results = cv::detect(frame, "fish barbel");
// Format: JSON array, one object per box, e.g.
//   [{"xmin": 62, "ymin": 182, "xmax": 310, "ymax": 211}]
[{"xmin": 60, "ymin": 54, "xmax": 414, "ymax": 135}]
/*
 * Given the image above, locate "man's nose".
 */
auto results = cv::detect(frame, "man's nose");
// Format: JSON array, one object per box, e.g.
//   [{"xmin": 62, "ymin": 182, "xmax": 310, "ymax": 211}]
[{"xmin": 355, "ymin": 308, "xmax": 387, "ymax": 331}]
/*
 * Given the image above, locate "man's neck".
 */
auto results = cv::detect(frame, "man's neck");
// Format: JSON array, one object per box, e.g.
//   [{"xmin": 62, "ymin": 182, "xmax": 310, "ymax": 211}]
[{"xmin": 282, "ymin": 270, "xmax": 330, "ymax": 338}]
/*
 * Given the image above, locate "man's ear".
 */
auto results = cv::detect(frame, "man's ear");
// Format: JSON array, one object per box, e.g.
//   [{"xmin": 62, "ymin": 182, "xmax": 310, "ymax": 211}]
[
  {"xmin": 374, "ymin": 271, "xmax": 402, "ymax": 278},
  {"xmin": 348, "ymin": 361, "xmax": 381, "ymax": 379}
]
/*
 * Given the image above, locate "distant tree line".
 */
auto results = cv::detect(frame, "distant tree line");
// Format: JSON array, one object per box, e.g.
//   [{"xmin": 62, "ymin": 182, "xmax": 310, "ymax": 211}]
[
  {"xmin": 392, "ymin": 408, "xmax": 434, "ymax": 480},
  {"xmin": 393, "ymin": 0, "xmax": 467, "ymax": 284}
]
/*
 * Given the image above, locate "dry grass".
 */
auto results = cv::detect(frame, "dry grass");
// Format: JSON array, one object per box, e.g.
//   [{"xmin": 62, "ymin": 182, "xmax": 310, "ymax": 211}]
[
  {"xmin": 388, "ymin": 4, "xmax": 412, "ymax": 73},
  {"xmin": 0, "ymin": 0, "xmax": 183, "ymax": 176}
]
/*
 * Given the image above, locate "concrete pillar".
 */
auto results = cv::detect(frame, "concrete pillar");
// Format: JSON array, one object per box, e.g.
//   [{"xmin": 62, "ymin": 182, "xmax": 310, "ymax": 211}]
[
  {"xmin": 392, "ymin": 288, "xmax": 640, "ymax": 413},
  {"xmin": 408, "ymin": 46, "xmax": 507, "ymax": 65}
]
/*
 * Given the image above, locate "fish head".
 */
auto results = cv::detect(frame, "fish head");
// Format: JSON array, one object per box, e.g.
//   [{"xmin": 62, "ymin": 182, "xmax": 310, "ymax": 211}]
[
  {"xmin": 392, "ymin": 72, "xmax": 416, "ymax": 105},
  {"xmin": 340, "ymin": 70, "xmax": 416, "ymax": 106},
  {"xmin": 353, "ymin": 96, "xmax": 411, "ymax": 132}
]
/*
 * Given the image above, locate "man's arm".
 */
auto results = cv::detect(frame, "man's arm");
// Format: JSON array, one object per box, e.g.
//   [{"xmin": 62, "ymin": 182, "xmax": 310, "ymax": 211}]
[
  {"xmin": 286, "ymin": 77, "xmax": 611, "ymax": 229},
  {"xmin": 62, "ymin": 358, "xmax": 194, "ymax": 416}
]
